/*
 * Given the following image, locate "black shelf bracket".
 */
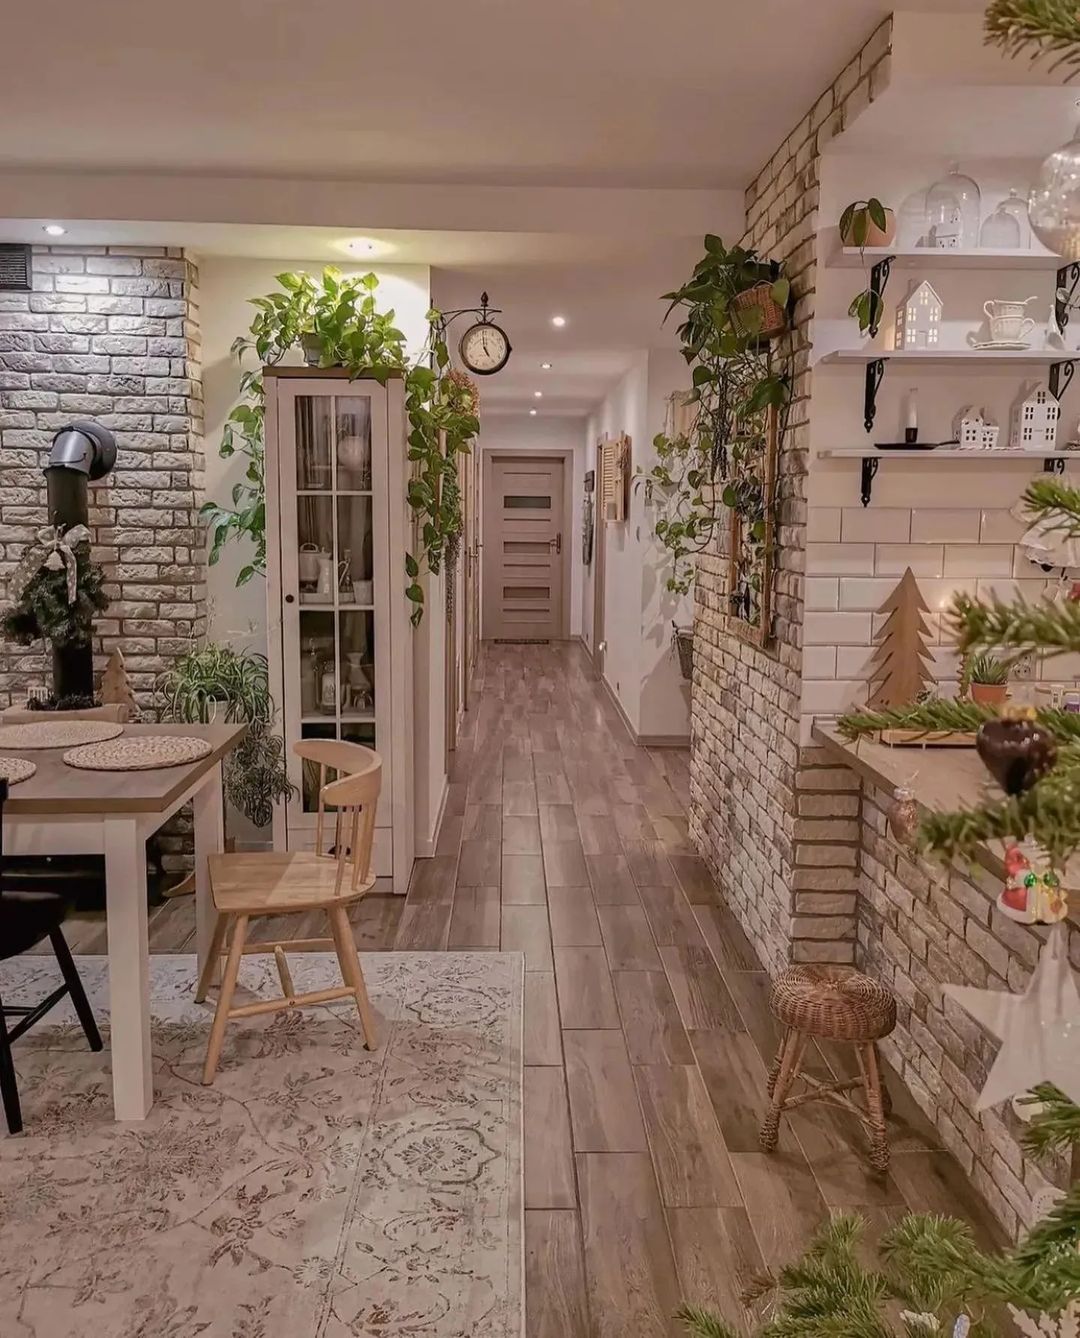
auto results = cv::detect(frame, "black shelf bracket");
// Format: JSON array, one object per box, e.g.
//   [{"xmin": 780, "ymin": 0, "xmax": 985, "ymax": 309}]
[
  {"xmin": 1045, "ymin": 456, "xmax": 1067, "ymax": 475},
  {"xmin": 860, "ymin": 456, "xmax": 880, "ymax": 507},
  {"xmin": 1056, "ymin": 262, "xmax": 1080, "ymax": 330},
  {"xmin": 867, "ymin": 255, "xmax": 894, "ymax": 339},
  {"xmin": 863, "ymin": 358, "xmax": 887, "ymax": 433},
  {"xmin": 1050, "ymin": 359, "xmax": 1077, "ymax": 401}
]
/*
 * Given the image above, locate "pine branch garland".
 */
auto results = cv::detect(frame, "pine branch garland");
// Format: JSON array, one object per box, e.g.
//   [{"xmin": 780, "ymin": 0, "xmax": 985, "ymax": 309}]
[{"xmin": 985, "ymin": 0, "xmax": 1080, "ymax": 71}]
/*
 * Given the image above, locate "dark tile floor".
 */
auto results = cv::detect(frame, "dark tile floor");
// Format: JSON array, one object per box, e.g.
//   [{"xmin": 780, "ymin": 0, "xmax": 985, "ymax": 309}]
[{"xmin": 57, "ymin": 640, "xmax": 1001, "ymax": 1336}]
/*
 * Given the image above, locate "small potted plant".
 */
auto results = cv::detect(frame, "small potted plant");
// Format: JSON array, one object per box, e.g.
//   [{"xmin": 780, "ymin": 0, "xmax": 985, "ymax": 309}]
[
  {"xmin": 840, "ymin": 198, "xmax": 895, "ymax": 336},
  {"xmin": 671, "ymin": 621, "xmax": 694, "ymax": 682},
  {"xmin": 967, "ymin": 652, "xmax": 1009, "ymax": 706}
]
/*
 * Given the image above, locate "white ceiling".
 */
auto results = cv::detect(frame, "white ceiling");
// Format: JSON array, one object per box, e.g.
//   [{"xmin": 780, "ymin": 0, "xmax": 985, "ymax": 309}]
[
  {"xmin": 0, "ymin": 0, "xmax": 1007, "ymax": 419},
  {"xmin": 0, "ymin": 0, "xmax": 981, "ymax": 189}
]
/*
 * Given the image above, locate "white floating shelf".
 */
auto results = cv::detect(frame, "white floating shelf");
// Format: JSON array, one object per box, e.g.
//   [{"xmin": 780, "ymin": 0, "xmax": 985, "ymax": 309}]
[
  {"xmin": 818, "ymin": 447, "xmax": 1072, "ymax": 461},
  {"xmin": 818, "ymin": 348, "xmax": 1072, "ymax": 366},
  {"xmin": 825, "ymin": 240, "xmax": 1063, "ymax": 272}
]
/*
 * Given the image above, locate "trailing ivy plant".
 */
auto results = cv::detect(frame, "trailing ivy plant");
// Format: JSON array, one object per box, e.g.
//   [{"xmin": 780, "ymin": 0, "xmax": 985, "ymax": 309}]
[
  {"xmin": 642, "ymin": 235, "xmax": 792, "ymax": 598},
  {"xmin": 202, "ymin": 267, "xmax": 479, "ymax": 623}
]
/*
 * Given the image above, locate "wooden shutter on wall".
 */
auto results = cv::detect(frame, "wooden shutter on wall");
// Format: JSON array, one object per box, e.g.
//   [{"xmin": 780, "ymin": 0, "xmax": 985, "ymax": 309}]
[{"xmin": 600, "ymin": 433, "xmax": 630, "ymax": 523}]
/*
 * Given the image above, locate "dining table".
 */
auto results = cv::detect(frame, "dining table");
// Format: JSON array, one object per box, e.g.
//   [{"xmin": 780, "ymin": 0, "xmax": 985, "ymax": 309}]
[{"xmin": 0, "ymin": 721, "xmax": 246, "ymax": 1120}]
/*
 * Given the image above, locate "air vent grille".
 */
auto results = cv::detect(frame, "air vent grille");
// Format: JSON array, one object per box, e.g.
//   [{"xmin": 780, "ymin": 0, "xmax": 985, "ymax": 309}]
[{"xmin": 0, "ymin": 244, "xmax": 32, "ymax": 292}]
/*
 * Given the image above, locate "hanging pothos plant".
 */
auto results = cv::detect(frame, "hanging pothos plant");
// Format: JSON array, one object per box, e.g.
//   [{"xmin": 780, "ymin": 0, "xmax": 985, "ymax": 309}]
[
  {"xmin": 201, "ymin": 266, "xmax": 479, "ymax": 624},
  {"xmin": 642, "ymin": 235, "xmax": 793, "ymax": 597}
]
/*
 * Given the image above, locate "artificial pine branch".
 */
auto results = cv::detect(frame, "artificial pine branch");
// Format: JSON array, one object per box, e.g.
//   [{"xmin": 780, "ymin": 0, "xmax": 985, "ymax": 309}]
[
  {"xmin": 1021, "ymin": 478, "xmax": 1080, "ymax": 539},
  {"xmin": 985, "ymin": 0, "xmax": 1080, "ymax": 70},
  {"xmin": 838, "ymin": 698, "xmax": 997, "ymax": 739},
  {"xmin": 676, "ymin": 1305, "xmax": 740, "ymax": 1338},
  {"xmin": 1020, "ymin": 1086, "xmax": 1080, "ymax": 1159},
  {"xmin": 949, "ymin": 592, "xmax": 1080, "ymax": 662}
]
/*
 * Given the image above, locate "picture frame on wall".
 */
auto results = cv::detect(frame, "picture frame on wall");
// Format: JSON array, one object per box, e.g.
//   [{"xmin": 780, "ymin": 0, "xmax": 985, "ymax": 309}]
[{"xmin": 727, "ymin": 405, "xmax": 778, "ymax": 649}]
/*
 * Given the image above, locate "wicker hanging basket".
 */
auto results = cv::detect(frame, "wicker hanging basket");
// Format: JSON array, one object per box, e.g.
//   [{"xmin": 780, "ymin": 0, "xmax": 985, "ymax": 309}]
[
  {"xmin": 673, "ymin": 627, "xmax": 694, "ymax": 681},
  {"xmin": 731, "ymin": 283, "xmax": 788, "ymax": 341}
]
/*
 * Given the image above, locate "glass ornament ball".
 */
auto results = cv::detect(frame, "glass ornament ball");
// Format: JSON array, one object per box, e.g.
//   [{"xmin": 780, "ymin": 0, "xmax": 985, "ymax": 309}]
[
  {"xmin": 925, "ymin": 163, "xmax": 981, "ymax": 250},
  {"xmin": 1029, "ymin": 128, "xmax": 1080, "ymax": 260}
]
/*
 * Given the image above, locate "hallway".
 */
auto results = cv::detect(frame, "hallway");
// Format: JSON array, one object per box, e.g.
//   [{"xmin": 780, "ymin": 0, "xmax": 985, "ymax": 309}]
[{"xmin": 61, "ymin": 641, "xmax": 999, "ymax": 1336}]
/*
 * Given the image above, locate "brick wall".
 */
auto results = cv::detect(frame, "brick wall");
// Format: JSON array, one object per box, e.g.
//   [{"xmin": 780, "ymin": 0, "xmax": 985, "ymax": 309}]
[
  {"xmin": 0, "ymin": 245, "xmax": 205, "ymax": 710},
  {"xmin": 689, "ymin": 19, "xmax": 892, "ymax": 971},
  {"xmin": 858, "ymin": 785, "xmax": 1072, "ymax": 1238}
]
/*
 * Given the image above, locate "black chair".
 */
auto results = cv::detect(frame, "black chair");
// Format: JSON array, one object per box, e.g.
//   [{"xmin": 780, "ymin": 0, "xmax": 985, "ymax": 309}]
[{"xmin": 0, "ymin": 778, "xmax": 102, "ymax": 1134}]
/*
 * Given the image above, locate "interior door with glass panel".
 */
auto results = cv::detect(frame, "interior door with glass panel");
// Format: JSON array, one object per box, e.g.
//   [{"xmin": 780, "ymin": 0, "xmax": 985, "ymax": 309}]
[
  {"xmin": 276, "ymin": 380, "xmax": 392, "ymax": 871},
  {"xmin": 482, "ymin": 453, "xmax": 566, "ymax": 640}
]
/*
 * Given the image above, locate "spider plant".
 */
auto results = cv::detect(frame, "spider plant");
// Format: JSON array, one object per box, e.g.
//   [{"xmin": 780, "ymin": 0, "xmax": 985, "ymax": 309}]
[{"xmin": 158, "ymin": 644, "xmax": 294, "ymax": 828}]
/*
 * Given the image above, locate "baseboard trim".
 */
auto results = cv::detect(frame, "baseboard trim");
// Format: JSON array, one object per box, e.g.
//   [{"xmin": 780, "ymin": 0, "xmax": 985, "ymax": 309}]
[
  {"xmin": 598, "ymin": 673, "xmax": 689, "ymax": 748},
  {"xmin": 414, "ymin": 775, "xmax": 450, "ymax": 859}
]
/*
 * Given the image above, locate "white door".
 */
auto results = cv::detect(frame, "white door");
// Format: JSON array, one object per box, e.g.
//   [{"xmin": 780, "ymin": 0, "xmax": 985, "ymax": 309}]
[
  {"xmin": 482, "ymin": 454, "xmax": 568, "ymax": 640},
  {"xmin": 274, "ymin": 379, "xmax": 393, "ymax": 872}
]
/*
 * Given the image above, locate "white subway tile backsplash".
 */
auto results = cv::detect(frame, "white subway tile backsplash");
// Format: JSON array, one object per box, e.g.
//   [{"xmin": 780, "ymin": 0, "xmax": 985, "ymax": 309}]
[
  {"xmin": 802, "ymin": 679, "xmax": 868, "ymax": 717},
  {"xmin": 930, "ymin": 645, "xmax": 961, "ymax": 679},
  {"xmin": 944, "ymin": 544, "xmax": 1013, "ymax": 577},
  {"xmin": 980, "ymin": 508, "xmax": 1025, "ymax": 544},
  {"xmin": 807, "ymin": 507, "xmax": 841, "ymax": 542},
  {"xmin": 803, "ymin": 645, "xmax": 838, "ymax": 677},
  {"xmin": 805, "ymin": 577, "xmax": 840, "ymax": 610},
  {"xmin": 836, "ymin": 644, "xmax": 875, "ymax": 677},
  {"xmin": 909, "ymin": 509, "xmax": 981, "ymax": 543},
  {"xmin": 804, "ymin": 611, "xmax": 872, "ymax": 645},
  {"xmin": 975, "ymin": 577, "xmax": 1055, "ymax": 604},
  {"xmin": 875, "ymin": 545, "xmax": 944, "ymax": 577},
  {"xmin": 839, "ymin": 578, "xmax": 895, "ymax": 610},
  {"xmin": 807, "ymin": 543, "xmax": 876, "ymax": 575},
  {"xmin": 840, "ymin": 508, "xmax": 911, "ymax": 543}
]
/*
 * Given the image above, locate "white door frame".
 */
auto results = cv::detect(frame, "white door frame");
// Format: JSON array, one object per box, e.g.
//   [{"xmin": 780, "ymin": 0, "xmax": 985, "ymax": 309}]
[{"xmin": 481, "ymin": 448, "xmax": 574, "ymax": 641}]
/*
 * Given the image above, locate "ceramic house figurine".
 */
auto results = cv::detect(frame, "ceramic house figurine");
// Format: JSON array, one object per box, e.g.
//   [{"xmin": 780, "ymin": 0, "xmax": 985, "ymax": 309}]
[
  {"xmin": 956, "ymin": 408, "xmax": 999, "ymax": 450},
  {"xmin": 1010, "ymin": 387, "xmax": 1060, "ymax": 450},
  {"xmin": 894, "ymin": 280, "xmax": 943, "ymax": 350}
]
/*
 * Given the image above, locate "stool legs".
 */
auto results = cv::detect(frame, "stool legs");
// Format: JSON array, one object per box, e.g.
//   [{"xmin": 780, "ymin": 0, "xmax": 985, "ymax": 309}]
[
  {"xmin": 858, "ymin": 1041, "xmax": 890, "ymax": 1173},
  {"xmin": 202, "ymin": 914, "xmax": 248, "ymax": 1085},
  {"xmin": 766, "ymin": 1027, "xmax": 791, "ymax": 1099},
  {"xmin": 760, "ymin": 1030, "xmax": 807, "ymax": 1152}
]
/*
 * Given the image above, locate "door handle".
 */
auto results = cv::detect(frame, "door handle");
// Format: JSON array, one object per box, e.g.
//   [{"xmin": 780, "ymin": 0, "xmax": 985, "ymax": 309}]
[{"xmin": 552, "ymin": 533, "xmax": 562, "ymax": 555}]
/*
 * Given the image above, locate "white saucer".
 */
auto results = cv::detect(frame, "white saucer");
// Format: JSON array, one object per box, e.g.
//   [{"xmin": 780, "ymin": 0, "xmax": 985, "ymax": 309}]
[{"xmin": 970, "ymin": 340, "xmax": 1033, "ymax": 351}]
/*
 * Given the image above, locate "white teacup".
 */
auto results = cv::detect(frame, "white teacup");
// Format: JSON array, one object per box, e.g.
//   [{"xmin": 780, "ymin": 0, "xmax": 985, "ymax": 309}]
[{"xmin": 988, "ymin": 314, "xmax": 1035, "ymax": 344}]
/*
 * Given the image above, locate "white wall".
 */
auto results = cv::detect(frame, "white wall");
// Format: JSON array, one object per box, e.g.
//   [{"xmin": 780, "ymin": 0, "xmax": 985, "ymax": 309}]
[
  {"xmin": 478, "ymin": 414, "xmax": 589, "ymax": 638},
  {"xmin": 199, "ymin": 256, "xmax": 432, "ymax": 648},
  {"xmin": 584, "ymin": 350, "xmax": 693, "ymax": 740}
]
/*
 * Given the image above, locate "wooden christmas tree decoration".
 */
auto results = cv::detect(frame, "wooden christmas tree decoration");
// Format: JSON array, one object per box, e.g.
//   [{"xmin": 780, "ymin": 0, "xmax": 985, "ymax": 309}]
[
  {"xmin": 101, "ymin": 648, "xmax": 137, "ymax": 720},
  {"xmin": 868, "ymin": 568, "xmax": 934, "ymax": 707}
]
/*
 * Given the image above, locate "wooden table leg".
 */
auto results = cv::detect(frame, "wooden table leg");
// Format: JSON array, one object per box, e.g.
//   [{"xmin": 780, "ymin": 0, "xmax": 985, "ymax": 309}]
[
  {"xmin": 193, "ymin": 762, "xmax": 224, "ymax": 986},
  {"xmin": 104, "ymin": 816, "xmax": 152, "ymax": 1120}
]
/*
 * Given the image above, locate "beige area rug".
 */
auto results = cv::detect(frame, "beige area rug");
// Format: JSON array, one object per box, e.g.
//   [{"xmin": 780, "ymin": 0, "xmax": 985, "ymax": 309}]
[{"xmin": 0, "ymin": 951, "xmax": 524, "ymax": 1338}]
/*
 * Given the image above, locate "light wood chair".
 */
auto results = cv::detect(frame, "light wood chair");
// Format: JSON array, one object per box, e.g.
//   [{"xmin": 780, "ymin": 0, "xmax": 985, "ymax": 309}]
[{"xmin": 196, "ymin": 739, "xmax": 382, "ymax": 1084}]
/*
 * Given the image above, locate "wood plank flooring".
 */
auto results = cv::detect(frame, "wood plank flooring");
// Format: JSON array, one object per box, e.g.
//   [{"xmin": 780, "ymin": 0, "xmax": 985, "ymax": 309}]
[{"xmin": 55, "ymin": 641, "xmax": 1001, "ymax": 1336}]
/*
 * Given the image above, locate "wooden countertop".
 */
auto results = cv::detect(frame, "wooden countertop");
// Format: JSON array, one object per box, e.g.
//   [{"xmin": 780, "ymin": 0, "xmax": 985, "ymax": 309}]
[
  {"xmin": 813, "ymin": 722, "xmax": 1080, "ymax": 920},
  {"xmin": 0, "ymin": 722, "xmax": 246, "ymax": 815}
]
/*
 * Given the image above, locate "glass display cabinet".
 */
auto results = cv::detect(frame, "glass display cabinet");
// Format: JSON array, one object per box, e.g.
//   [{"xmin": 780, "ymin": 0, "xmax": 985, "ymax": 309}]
[{"xmin": 264, "ymin": 369, "xmax": 413, "ymax": 891}]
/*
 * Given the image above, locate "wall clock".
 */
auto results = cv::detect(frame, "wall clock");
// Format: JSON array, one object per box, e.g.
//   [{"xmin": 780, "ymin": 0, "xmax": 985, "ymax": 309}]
[{"xmin": 459, "ymin": 319, "xmax": 512, "ymax": 376}]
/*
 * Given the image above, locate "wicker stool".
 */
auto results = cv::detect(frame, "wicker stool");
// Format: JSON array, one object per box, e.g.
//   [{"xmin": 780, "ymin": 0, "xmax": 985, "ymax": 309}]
[{"xmin": 759, "ymin": 965, "xmax": 897, "ymax": 1173}]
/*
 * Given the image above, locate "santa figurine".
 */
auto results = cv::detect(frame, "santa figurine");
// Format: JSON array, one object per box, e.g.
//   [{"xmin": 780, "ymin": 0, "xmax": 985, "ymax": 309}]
[{"xmin": 998, "ymin": 839, "xmax": 1068, "ymax": 924}]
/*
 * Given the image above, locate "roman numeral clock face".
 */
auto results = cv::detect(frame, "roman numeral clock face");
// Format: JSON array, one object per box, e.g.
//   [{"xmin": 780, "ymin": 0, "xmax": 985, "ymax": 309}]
[{"xmin": 459, "ymin": 321, "xmax": 511, "ymax": 375}]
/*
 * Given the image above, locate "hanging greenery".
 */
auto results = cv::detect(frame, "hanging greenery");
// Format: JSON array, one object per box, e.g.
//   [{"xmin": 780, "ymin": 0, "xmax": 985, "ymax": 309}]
[
  {"xmin": 985, "ymin": 0, "xmax": 1080, "ymax": 70},
  {"xmin": 642, "ymin": 236, "xmax": 792, "ymax": 597},
  {"xmin": 202, "ymin": 266, "xmax": 480, "ymax": 623},
  {"xmin": 2, "ymin": 536, "xmax": 109, "ymax": 649}
]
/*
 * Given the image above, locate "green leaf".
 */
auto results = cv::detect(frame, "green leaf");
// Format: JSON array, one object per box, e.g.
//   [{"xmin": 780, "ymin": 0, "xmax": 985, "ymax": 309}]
[
  {"xmin": 868, "ymin": 197, "xmax": 887, "ymax": 232},
  {"xmin": 770, "ymin": 277, "xmax": 791, "ymax": 309},
  {"xmin": 405, "ymin": 553, "xmax": 420, "ymax": 579},
  {"xmin": 692, "ymin": 364, "xmax": 713, "ymax": 388}
]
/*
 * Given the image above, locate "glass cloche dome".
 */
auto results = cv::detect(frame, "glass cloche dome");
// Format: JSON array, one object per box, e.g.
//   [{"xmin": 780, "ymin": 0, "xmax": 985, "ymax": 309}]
[
  {"xmin": 925, "ymin": 163, "xmax": 982, "ymax": 250},
  {"xmin": 1029, "ymin": 125, "xmax": 1080, "ymax": 260}
]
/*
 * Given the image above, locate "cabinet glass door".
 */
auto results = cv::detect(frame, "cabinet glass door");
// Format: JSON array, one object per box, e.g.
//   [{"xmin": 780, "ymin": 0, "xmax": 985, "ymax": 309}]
[{"xmin": 277, "ymin": 383, "xmax": 390, "ymax": 846}]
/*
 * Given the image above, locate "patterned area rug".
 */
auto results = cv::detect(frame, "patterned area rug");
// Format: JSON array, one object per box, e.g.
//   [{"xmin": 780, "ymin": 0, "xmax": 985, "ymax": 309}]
[{"xmin": 0, "ymin": 952, "xmax": 524, "ymax": 1338}]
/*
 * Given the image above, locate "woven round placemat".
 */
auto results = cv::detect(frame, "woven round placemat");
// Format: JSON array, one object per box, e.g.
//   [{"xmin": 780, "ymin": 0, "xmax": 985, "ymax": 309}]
[
  {"xmin": 0, "ymin": 720, "xmax": 124, "ymax": 750},
  {"xmin": 63, "ymin": 735, "xmax": 213, "ymax": 772},
  {"xmin": 0, "ymin": 756, "xmax": 36, "ymax": 785}
]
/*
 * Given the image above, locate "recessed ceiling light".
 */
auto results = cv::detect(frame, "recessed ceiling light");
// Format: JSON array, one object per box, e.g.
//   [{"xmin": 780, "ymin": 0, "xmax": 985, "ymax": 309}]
[
  {"xmin": 43, "ymin": 224, "xmax": 66, "ymax": 237},
  {"xmin": 339, "ymin": 236, "xmax": 391, "ymax": 258},
  {"xmin": 534, "ymin": 391, "xmax": 543, "ymax": 399},
  {"xmin": 529, "ymin": 408, "xmax": 538, "ymax": 416},
  {"xmin": 541, "ymin": 362, "xmax": 552, "ymax": 369},
  {"xmin": 551, "ymin": 315, "xmax": 567, "ymax": 328}
]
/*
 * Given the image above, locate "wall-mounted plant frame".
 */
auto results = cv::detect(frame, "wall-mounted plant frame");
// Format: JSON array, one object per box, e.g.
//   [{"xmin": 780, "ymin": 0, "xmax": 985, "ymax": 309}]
[{"xmin": 727, "ymin": 404, "xmax": 778, "ymax": 648}]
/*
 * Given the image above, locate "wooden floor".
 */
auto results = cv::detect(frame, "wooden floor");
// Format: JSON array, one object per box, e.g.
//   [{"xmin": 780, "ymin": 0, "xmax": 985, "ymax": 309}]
[{"xmin": 58, "ymin": 640, "xmax": 1000, "ymax": 1336}]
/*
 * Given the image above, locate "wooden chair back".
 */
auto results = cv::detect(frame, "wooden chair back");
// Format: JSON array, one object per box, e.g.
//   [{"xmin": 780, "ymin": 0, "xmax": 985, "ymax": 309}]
[{"xmin": 292, "ymin": 740, "xmax": 382, "ymax": 894}]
